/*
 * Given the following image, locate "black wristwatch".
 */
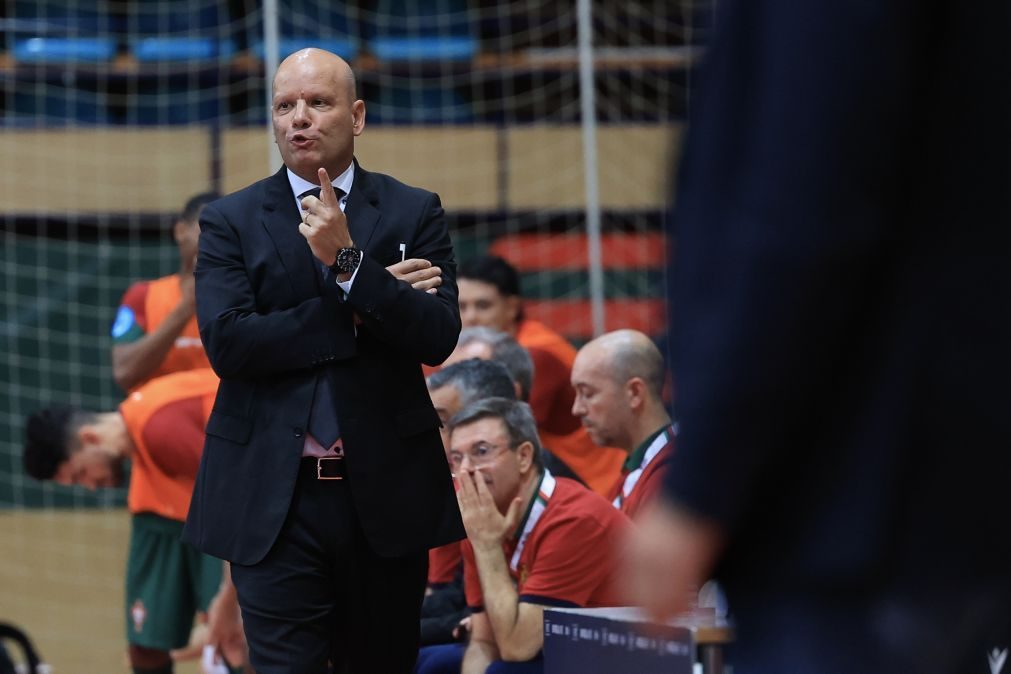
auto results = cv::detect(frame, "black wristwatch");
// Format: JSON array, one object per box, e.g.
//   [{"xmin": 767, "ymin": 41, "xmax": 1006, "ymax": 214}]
[{"xmin": 329, "ymin": 247, "xmax": 362, "ymax": 275}]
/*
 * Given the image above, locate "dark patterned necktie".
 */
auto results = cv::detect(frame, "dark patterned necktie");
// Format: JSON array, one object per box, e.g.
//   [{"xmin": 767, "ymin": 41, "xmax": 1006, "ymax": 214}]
[
  {"xmin": 308, "ymin": 369, "xmax": 339, "ymax": 449},
  {"xmin": 297, "ymin": 185, "xmax": 346, "ymax": 207},
  {"xmin": 297, "ymin": 184, "xmax": 346, "ymax": 448}
]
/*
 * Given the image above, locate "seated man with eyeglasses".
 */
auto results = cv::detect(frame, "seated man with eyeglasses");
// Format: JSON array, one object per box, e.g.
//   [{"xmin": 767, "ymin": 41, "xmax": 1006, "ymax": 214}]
[{"xmin": 414, "ymin": 397, "xmax": 630, "ymax": 674}]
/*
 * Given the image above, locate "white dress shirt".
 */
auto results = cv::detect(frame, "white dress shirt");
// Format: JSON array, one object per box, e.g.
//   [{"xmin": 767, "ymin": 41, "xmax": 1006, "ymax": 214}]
[
  {"xmin": 286, "ymin": 163, "xmax": 360, "ymax": 293},
  {"xmin": 286, "ymin": 164, "xmax": 358, "ymax": 458}
]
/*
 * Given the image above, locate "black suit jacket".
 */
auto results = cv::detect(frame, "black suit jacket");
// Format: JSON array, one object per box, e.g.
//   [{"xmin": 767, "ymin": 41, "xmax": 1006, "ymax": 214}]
[{"xmin": 183, "ymin": 161, "xmax": 464, "ymax": 565}]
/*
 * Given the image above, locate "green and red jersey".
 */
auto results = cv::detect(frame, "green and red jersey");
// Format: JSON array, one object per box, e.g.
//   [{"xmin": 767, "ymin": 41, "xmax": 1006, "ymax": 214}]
[
  {"xmin": 428, "ymin": 541, "xmax": 463, "ymax": 586},
  {"xmin": 111, "ymin": 274, "xmax": 210, "ymax": 390}
]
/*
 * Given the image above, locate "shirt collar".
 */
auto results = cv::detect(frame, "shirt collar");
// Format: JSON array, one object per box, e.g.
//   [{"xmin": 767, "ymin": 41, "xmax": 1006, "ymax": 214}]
[
  {"xmin": 286, "ymin": 161, "xmax": 355, "ymax": 207},
  {"xmin": 623, "ymin": 424, "xmax": 671, "ymax": 473},
  {"xmin": 511, "ymin": 468, "xmax": 547, "ymax": 543}
]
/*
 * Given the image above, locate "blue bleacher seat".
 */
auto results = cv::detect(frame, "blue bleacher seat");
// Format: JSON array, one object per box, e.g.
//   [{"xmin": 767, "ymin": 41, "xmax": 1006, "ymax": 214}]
[
  {"xmin": 369, "ymin": 36, "xmax": 475, "ymax": 62},
  {"xmin": 132, "ymin": 37, "xmax": 236, "ymax": 62},
  {"xmin": 13, "ymin": 37, "xmax": 117, "ymax": 62},
  {"xmin": 251, "ymin": 38, "xmax": 358, "ymax": 62}
]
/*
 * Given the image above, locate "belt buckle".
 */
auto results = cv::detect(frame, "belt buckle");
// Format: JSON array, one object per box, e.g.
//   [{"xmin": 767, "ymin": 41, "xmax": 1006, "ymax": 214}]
[{"xmin": 316, "ymin": 456, "xmax": 343, "ymax": 480}]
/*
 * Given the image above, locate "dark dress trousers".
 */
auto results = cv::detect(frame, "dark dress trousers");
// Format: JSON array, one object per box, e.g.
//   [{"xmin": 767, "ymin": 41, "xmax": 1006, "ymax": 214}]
[
  {"xmin": 183, "ymin": 161, "xmax": 464, "ymax": 672},
  {"xmin": 662, "ymin": 1, "xmax": 1011, "ymax": 673}
]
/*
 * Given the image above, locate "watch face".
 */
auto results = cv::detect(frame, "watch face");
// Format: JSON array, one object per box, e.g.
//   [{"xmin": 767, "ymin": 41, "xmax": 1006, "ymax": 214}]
[{"xmin": 334, "ymin": 247, "xmax": 361, "ymax": 274}]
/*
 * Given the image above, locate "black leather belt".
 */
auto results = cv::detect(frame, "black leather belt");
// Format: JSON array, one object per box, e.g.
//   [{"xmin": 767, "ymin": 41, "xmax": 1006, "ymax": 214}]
[{"xmin": 301, "ymin": 455, "xmax": 344, "ymax": 480}]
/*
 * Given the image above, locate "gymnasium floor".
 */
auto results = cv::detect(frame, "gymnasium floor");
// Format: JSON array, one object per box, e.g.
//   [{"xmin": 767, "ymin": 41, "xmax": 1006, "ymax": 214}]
[{"xmin": 1, "ymin": 509, "xmax": 200, "ymax": 673}]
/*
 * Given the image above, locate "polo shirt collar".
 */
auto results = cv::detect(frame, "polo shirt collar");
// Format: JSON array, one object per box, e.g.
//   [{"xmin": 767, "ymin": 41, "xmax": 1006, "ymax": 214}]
[
  {"xmin": 513, "ymin": 468, "xmax": 547, "ymax": 543},
  {"xmin": 623, "ymin": 424, "xmax": 672, "ymax": 473}
]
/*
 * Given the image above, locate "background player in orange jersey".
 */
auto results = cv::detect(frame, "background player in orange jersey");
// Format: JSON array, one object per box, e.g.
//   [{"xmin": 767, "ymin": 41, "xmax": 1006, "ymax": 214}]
[
  {"xmin": 22, "ymin": 369, "xmax": 237, "ymax": 674},
  {"xmin": 110, "ymin": 192, "xmax": 219, "ymax": 392}
]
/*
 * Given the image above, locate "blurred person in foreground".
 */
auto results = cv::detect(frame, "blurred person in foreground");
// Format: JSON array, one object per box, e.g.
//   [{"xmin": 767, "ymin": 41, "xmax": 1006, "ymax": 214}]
[
  {"xmin": 111, "ymin": 192, "xmax": 219, "ymax": 392},
  {"xmin": 416, "ymin": 398, "xmax": 629, "ymax": 674},
  {"xmin": 457, "ymin": 256, "xmax": 624, "ymax": 494},
  {"xmin": 571, "ymin": 329, "xmax": 674, "ymax": 519},
  {"xmin": 626, "ymin": 2, "xmax": 1011, "ymax": 672},
  {"xmin": 184, "ymin": 47, "xmax": 462, "ymax": 673},
  {"xmin": 22, "ymin": 369, "xmax": 238, "ymax": 674},
  {"xmin": 445, "ymin": 326, "xmax": 582, "ymax": 484}
]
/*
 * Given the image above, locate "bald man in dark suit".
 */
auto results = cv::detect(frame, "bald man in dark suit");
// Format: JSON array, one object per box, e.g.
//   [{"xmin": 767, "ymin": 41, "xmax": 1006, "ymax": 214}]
[{"xmin": 184, "ymin": 48, "xmax": 463, "ymax": 673}]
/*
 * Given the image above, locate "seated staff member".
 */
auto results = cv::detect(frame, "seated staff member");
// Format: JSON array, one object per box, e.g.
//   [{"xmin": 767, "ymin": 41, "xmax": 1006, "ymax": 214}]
[
  {"xmin": 571, "ymin": 331, "xmax": 728, "ymax": 617},
  {"xmin": 457, "ymin": 255, "xmax": 625, "ymax": 495},
  {"xmin": 424, "ymin": 359, "xmax": 518, "ymax": 647},
  {"xmin": 444, "ymin": 326, "xmax": 583, "ymax": 485},
  {"xmin": 415, "ymin": 398, "xmax": 630, "ymax": 674},
  {"xmin": 22, "ymin": 369, "xmax": 227, "ymax": 674},
  {"xmin": 427, "ymin": 358, "xmax": 518, "ymax": 589},
  {"xmin": 571, "ymin": 329, "xmax": 675, "ymax": 518}
]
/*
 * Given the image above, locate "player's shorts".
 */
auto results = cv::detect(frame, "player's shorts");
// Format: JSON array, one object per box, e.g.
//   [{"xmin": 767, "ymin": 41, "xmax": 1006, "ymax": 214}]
[{"xmin": 125, "ymin": 512, "xmax": 223, "ymax": 651}]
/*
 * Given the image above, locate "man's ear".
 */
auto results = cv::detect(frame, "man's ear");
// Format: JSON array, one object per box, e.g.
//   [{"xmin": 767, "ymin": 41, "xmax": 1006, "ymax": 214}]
[
  {"xmin": 171, "ymin": 219, "xmax": 187, "ymax": 244},
  {"xmin": 505, "ymin": 295, "xmax": 522, "ymax": 326},
  {"xmin": 627, "ymin": 377, "xmax": 647, "ymax": 412},
  {"xmin": 52, "ymin": 460, "xmax": 74, "ymax": 486},
  {"xmin": 513, "ymin": 381, "xmax": 524, "ymax": 401},
  {"xmin": 352, "ymin": 100, "xmax": 366, "ymax": 136},
  {"xmin": 78, "ymin": 425, "xmax": 100, "ymax": 448},
  {"xmin": 516, "ymin": 440, "xmax": 535, "ymax": 473}
]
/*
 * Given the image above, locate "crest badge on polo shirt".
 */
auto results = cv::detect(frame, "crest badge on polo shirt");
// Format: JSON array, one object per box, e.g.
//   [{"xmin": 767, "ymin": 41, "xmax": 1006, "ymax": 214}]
[
  {"xmin": 518, "ymin": 563, "xmax": 529, "ymax": 586},
  {"xmin": 131, "ymin": 598, "xmax": 147, "ymax": 633}
]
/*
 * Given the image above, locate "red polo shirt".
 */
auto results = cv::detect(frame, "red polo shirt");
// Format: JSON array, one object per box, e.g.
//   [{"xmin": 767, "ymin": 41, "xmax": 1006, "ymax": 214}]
[
  {"xmin": 428, "ymin": 541, "xmax": 463, "ymax": 586},
  {"xmin": 463, "ymin": 473, "xmax": 630, "ymax": 609}
]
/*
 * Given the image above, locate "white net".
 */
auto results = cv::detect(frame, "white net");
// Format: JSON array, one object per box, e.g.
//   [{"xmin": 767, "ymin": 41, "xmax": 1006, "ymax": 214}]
[{"xmin": 0, "ymin": 0, "xmax": 712, "ymax": 667}]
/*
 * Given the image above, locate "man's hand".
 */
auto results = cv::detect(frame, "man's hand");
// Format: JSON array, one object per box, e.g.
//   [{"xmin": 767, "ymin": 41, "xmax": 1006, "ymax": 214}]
[
  {"xmin": 386, "ymin": 258, "xmax": 442, "ymax": 294},
  {"xmin": 298, "ymin": 167, "xmax": 353, "ymax": 267},
  {"xmin": 453, "ymin": 615, "xmax": 473, "ymax": 641},
  {"xmin": 456, "ymin": 468, "xmax": 523, "ymax": 552},
  {"xmin": 169, "ymin": 622, "xmax": 208, "ymax": 662},
  {"xmin": 178, "ymin": 272, "xmax": 197, "ymax": 317},
  {"xmin": 205, "ymin": 579, "xmax": 248, "ymax": 669},
  {"xmin": 623, "ymin": 499, "xmax": 724, "ymax": 623}
]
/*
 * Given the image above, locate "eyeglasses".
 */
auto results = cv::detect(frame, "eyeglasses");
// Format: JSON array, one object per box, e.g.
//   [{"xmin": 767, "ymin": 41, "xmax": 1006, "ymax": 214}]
[{"xmin": 447, "ymin": 442, "xmax": 513, "ymax": 469}]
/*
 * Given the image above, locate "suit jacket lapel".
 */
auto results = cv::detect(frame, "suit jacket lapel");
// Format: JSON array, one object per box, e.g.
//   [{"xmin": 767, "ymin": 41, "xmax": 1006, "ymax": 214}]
[
  {"xmin": 346, "ymin": 159, "xmax": 381, "ymax": 253},
  {"xmin": 261, "ymin": 167, "xmax": 324, "ymax": 296}
]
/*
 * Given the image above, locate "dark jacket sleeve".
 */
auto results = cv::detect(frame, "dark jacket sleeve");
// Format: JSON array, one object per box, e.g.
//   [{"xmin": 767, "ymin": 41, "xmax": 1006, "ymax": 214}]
[
  {"xmin": 194, "ymin": 202, "xmax": 356, "ymax": 380},
  {"xmin": 346, "ymin": 192, "xmax": 461, "ymax": 366}
]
